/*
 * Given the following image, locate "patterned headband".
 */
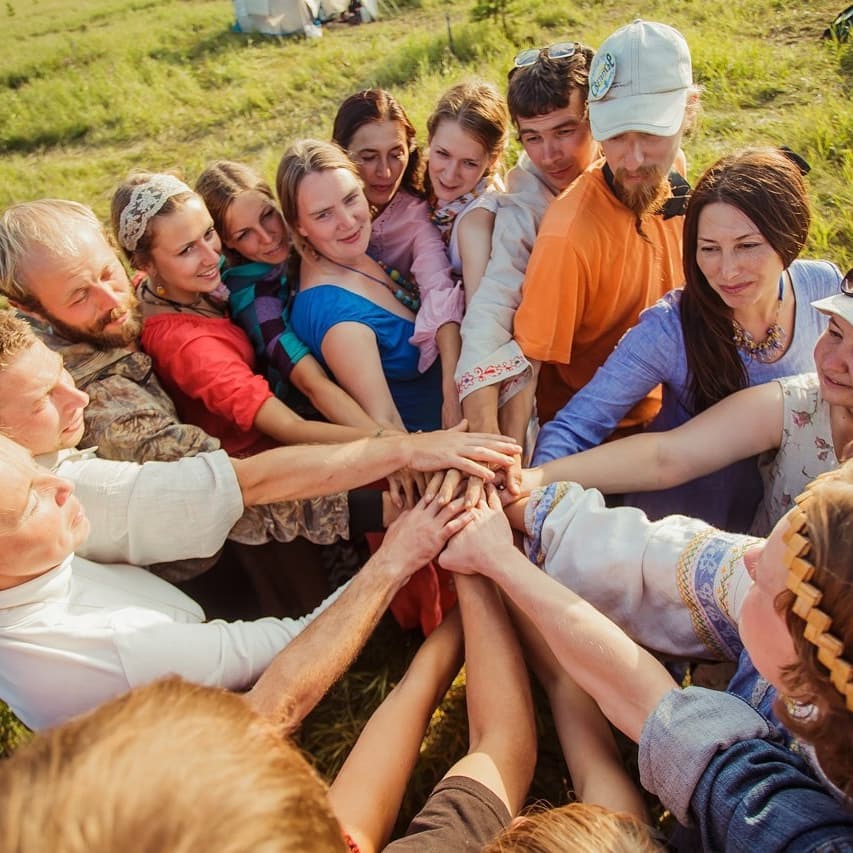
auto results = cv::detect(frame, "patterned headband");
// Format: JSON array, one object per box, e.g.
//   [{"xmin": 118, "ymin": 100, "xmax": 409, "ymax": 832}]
[
  {"xmin": 118, "ymin": 174, "xmax": 192, "ymax": 252},
  {"xmin": 783, "ymin": 488, "xmax": 853, "ymax": 712}
]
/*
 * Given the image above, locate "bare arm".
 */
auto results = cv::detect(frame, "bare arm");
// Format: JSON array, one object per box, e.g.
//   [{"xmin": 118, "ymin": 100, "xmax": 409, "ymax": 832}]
[
  {"xmin": 439, "ymin": 492, "xmax": 676, "ymax": 744},
  {"xmin": 320, "ymin": 322, "xmax": 407, "ymax": 431},
  {"xmin": 243, "ymin": 497, "xmax": 474, "ymax": 730},
  {"xmin": 507, "ymin": 602, "xmax": 648, "ymax": 819},
  {"xmin": 436, "ymin": 321, "xmax": 463, "ymax": 429},
  {"xmin": 498, "ymin": 362, "xmax": 539, "ymax": 451},
  {"xmin": 527, "ymin": 380, "xmax": 784, "ymax": 495},
  {"xmin": 461, "ymin": 384, "xmax": 501, "ymax": 435},
  {"xmin": 446, "ymin": 568, "xmax": 536, "ymax": 816},
  {"xmin": 289, "ymin": 354, "xmax": 380, "ymax": 430},
  {"xmin": 458, "ymin": 207, "xmax": 495, "ymax": 307},
  {"xmin": 253, "ymin": 395, "xmax": 373, "ymax": 446},
  {"xmin": 329, "ymin": 608, "xmax": 464, "ymax": 853},
  {"xmin": 230, "ymin": 422, "xmax": 523, "ymax": 507}
]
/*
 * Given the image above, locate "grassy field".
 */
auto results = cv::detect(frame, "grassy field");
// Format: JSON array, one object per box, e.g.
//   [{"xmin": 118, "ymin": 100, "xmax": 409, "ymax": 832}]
[
  {"xmin": 1, "ymin": 0, "xmax": 852, "ymax": 268},
  {"xmin": 1, "ymin": 0, "xmax": 851, "ymax": 833}
]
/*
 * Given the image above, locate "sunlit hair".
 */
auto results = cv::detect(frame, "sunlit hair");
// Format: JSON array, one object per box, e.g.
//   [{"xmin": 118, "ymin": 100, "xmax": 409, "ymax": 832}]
[
  {"xmin": 0, "ymin": 677, "xmax": 348, "ymax": 852},
  {"xmin": 0, "ymin": 310, "xmax": 37, "ymax": 371},
  {"xmin": 482, "ymin": 802, "xmax": 661, "ymax": 852},
  {"xmin": 195, "ymin": 160, "xmax": 280, "ymax": 266},
  {"xmin": 506, "ymin": 45, "xmax": 595, "ymax": 125},
  {"xmin": 332, "ymin": 88, "xmax": 426, "ymax": 197},
  {"xmin": 680, "ymin": 147, "xmax": 811, "ymax": 413},
  {"xmin": 275, "ymin": 138, "xmax": 362, "ymax": 260},
  {"xmin": 775, "ymin": 461, "xmax": 853, "ymax": 799},
  {"xmin": 109, "ymin": 171, "xmax": 196, "ymax": 268},
  {"xmin": 0, "ymin": 200, "xmax": 106, "ymax": 309},
  {"xmin": 425, "ymin": 80, "xmax": 509, "ymax": 194}
]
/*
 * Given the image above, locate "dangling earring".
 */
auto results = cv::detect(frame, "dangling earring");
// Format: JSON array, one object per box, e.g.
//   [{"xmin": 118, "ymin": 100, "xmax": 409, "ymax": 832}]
[{"xmin": 155, "ymin": 282, "xmax": 167, "ymax": 297}]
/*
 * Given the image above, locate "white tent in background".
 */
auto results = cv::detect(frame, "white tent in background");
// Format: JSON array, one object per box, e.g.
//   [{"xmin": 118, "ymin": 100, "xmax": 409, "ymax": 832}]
[{"xmin": 232, "ymin": 0, "xmax": 352, "ymax": 36}]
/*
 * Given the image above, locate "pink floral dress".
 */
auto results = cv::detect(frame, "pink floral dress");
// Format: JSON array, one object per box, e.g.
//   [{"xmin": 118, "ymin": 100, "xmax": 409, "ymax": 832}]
[{"xmin": 752, "ymin": 372, "xmax": 837, "ymax": 536}]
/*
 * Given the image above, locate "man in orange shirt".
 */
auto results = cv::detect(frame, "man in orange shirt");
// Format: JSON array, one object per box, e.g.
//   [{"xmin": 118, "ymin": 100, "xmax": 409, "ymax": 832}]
[{"xmin": 514, "ymin": 20, "xmax": 698, "ymax": 429}]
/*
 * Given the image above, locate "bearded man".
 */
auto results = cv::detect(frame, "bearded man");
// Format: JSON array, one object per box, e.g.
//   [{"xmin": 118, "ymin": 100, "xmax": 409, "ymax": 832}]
[{"xmin": 514, "ymin": 20, "xmax": 698, "ymax": 431}]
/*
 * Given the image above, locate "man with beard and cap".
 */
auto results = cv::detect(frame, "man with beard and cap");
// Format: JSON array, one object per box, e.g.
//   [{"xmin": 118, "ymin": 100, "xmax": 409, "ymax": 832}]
[{"xmin": 513, "ymin": 20, "xmax": 698, "ymax": 433}]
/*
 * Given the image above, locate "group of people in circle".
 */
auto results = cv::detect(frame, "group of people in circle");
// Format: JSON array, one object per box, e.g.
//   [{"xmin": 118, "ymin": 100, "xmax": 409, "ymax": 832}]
[{"xmin": 0, "ymin": 16, "xmax": 850, "ymax": 852}]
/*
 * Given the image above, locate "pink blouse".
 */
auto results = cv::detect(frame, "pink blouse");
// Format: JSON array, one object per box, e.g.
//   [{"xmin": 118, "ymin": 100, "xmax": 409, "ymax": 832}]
[{"xmin": 369, "ymin": 190, "xmax": 463, "ymax": 372}]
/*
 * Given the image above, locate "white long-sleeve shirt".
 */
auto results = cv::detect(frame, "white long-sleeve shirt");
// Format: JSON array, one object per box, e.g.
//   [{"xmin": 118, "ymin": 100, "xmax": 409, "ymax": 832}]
[
  {"xmin": 2, "ymin": 448, "xmax": 338, "ymax": 730},
  {"xmin": 524, "ymin": 481, "xmax": 756, "ymax": 659},
  {"xmin": 0, "ymin": 555, "xmax": 340, "ymax": 730}
]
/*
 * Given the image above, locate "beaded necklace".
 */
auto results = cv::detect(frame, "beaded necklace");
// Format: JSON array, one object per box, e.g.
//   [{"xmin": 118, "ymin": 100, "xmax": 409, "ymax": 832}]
[
  {"xmin": 322, "ymin": 257, "xmax": 421, "ymax": 312},
  {"xmin": 731, "ymin": 273, "xmax": 788, "ymax": 363}
]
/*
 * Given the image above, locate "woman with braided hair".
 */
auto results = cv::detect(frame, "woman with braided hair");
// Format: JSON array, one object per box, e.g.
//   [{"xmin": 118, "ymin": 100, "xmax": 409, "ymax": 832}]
[{"xmin": 441, "ymin": 463, "xmax": 853, "ymax": 847}]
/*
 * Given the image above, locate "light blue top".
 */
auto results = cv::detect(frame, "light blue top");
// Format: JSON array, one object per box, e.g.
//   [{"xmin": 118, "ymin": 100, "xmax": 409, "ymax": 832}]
[
  {"xmin": 533, "ymin": 259, "xmax": 842, "ymax": 531},
  {"xmin": 291, "ymin": 285, "xmax": 442, "ymax": 433}
]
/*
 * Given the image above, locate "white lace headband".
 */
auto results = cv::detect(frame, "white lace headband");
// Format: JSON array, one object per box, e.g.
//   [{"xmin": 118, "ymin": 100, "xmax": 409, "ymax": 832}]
[{"xmin": 118, "ymin": 175, "xmax": 192, "ymax": 252}]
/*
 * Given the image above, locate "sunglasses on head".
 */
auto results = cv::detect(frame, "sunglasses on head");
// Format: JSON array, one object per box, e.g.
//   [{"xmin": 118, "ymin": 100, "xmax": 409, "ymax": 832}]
[
  {"xmin": 513, "ymin": 42, "xmax": 580, "ymax": 68},
  {"xmin": 842, "ymin": 269, "xmax": 853, "ymax": 297}
]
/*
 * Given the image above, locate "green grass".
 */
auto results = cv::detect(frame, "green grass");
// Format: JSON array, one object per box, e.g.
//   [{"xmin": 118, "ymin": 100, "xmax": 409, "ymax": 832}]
[
  {"xmin": 0, "ymin": 0, "xmax": 851, "ymax": 265},
  {"xmin": 1, "ymin": 0, "xmax": 852, "ymax": 828}
]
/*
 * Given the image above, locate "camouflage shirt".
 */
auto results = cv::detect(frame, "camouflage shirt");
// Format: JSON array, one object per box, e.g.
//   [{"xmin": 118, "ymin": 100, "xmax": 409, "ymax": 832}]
[
  {"xmin": 38, "ymin": 328, "xmax": 350, "ymax": 580},
  {"xmin": 37, "ymin": 329, "xmax": 221, "ymax": 463}
]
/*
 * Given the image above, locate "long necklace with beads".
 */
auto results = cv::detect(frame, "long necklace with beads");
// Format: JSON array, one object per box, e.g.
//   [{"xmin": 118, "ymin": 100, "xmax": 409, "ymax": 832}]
[
  {"xmin": 731, "ymin": 273, "xmax": 789, "ymax": 363},
  {"xmin": 321, "ymin": 257, "xmax": 421, "ymax": 312}
]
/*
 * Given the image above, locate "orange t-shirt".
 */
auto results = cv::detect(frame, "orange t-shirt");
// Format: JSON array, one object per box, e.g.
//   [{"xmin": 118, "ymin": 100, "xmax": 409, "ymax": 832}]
[{"xmin": 514, "ymin": 164, "xmax": 684, "ymax": 426}]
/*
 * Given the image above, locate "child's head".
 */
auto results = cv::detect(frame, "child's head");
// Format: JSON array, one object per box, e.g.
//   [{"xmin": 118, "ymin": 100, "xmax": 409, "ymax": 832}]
[
  {"xmin": 195, "ymin": 160, "xmax": 289, "ymax": 268},
  {"xmin": 332, "ymin": 88, "xmax": 425, "ymax": 208},
  {"xmin": 482, "ymin": 802, "xmax": 661, "ymax": 852},
  {"xmin": 276, "ymin": 139, "xmax": 371, "ymax": 263},
  {"xmin": 0, "ymin": 677, "xmax": 348, "ymax": 852},
  {"xmin": 110, "ymin": 172, "xmax": 223, "ymax": 301},
  {"xmin": 426, "ymin": 81, "xmax": 508, "ymax": 203}
]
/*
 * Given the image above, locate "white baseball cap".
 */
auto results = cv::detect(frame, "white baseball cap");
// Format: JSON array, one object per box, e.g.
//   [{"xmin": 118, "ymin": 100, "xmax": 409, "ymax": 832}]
[
  {"xmin": 812, "ymin": 271, "xmax": 853, "ymax": 325},
  {"xmin": 588, "ymin": 20, "xmax": 693, "ymax": 141}
]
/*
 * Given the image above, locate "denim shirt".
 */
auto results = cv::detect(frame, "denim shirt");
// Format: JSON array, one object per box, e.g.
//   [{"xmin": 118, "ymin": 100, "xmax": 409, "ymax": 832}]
[{"xmin": 640, "ymin": 688, "xmax": 853, "ymax": 851}]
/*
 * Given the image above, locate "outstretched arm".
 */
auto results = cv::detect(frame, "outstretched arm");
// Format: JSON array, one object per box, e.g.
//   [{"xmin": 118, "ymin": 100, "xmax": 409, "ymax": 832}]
[
  {"xmin": 243, "ymin": 496, "xmax": 473, "ymax": 730},
  {"xmin": 329, "ymin": 608, "xmax": 464, "ymax": 853},
  {"xmin": 439, "ymin": 487, "xmax": 537, "ymax": 815},
  {"xmin": 446, "ymin": 569, "xmax": 536, "ymax": 816},
  {"xmin": 439, "ymin": 492, "xmax": 676, "ymax": 744},
  {"xmin": 230, "ymin": 421, "xmax": 522, "ymax": 507},
  {"xmin": 525, "ymin": 380, "xmax": 784, "ymax": 496},
  {"xmin": 252, "ymin": 395, "xmax": 375, "ymax": 445}
]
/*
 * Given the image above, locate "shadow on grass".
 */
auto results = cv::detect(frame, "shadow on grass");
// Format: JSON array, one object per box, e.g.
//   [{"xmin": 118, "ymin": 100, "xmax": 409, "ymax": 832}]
[{"xmin": 2, "ymin": 123, "xmax": 93, "ymax": 154}]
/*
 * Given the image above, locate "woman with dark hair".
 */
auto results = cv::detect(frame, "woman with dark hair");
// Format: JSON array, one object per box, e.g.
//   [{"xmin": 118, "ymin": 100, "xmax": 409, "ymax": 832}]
[
  {"xmin": 522, "ymin": 283, "xmax": 853, "ymax": 535},
  {"xmin": 333, "ymin": 89, "xmax": 463, "ymax": 427},
  {"xmin": 532, "ymin": 147, "xmax": 841, "ymax": 531}
]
